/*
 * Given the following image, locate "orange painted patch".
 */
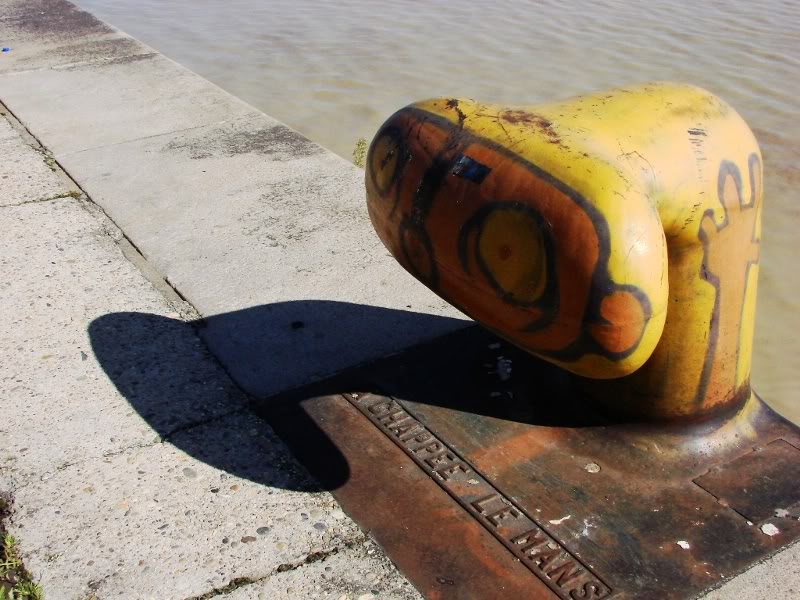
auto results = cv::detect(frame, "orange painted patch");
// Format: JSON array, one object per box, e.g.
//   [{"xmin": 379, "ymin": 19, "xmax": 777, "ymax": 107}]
[{"xmin": 590, "ymin": 291, "xmax": 645, "ymax": 354}]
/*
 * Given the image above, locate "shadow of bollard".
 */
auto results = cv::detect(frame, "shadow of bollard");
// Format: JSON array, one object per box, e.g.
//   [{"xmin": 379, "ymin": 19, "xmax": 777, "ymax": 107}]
[{"xmin": 88, "ymin": 301, "xmax": 467, "ymax": 492}]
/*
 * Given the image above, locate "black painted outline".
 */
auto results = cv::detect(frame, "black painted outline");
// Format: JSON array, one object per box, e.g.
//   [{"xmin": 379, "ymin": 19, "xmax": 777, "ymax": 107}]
[
  {"xmin": 367, "ymin": 125, "xmax": 411, "ymax": 218},
  {"xmin": 398, "ymin": 219, "xmax": 439, "ymax": 289}
]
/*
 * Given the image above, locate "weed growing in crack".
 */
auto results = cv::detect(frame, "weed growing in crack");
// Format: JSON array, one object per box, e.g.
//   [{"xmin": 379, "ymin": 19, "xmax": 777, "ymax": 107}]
[
  {"xmin": 0, "ymin": 497, "xmax": 43, "ymax": 600},
  {"xmin": 352, "ymin": 137, "xmax": 368, "ymax": 168},
  {"xmin": 0, "ymin": 533, "xmax": 21, "ymax": 573}
]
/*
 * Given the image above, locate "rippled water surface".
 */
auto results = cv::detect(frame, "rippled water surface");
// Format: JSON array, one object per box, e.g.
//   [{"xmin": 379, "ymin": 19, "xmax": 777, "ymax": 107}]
[{"xmin": 79, "ymin": 0, "xmax": 799, "ymax": 420}]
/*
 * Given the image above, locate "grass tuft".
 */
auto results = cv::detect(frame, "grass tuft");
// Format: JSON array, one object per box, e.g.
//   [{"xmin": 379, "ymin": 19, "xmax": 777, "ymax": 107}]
[
  {"xmin": 0, "ymin": 498, "xmax": 43, "ymax": 599},
  {"xmin": 12, "ymin": 582, "xmax": 42, "ymax": 600},
  {"xmin": 352, "ymin": 137, "xmax": 368, "ymax": 168}
]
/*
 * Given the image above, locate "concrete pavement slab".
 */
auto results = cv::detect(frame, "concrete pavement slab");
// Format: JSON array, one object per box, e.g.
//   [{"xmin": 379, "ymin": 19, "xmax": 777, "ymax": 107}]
[
  {"xmin": 0, "ymin": 114, "xmax": 20, "ymax": 142},
  {"xmin": 221, "ymin": 540, "xmax": 422, "ymax": 600},
  {"xmin": 58, "ymin": 112, "xmax": 467, "ymax": 398},
  {"xmin": 0, "ymin": 197, "xmax": 246, "ymax": 487},
  {"xmin": 701, "ymin": 541, "xmax": 800, "ymax": 599},
  {"xmin": 0, "ymin": 117, "xmax": 71, "ymax": 206},
  {"xmin": 1, "ymin": 0, "xmax": 91, "ymax": 20},
  {"xmin": 8, "ymin": 411, "xmax": 370, "ymax": 600},
  {"xmin": 0, "ymin": 0, "xmax": 149, "ymax": 74},
  {"xmin": 0, "ymin": 51, "xmax": 256, "ymax": 155},
  {"xmin": 0, "ymin": 135, "xmax": 417, "ymax": 599}
]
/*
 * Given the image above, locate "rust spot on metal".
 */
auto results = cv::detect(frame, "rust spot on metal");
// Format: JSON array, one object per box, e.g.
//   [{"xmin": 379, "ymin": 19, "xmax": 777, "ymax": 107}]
[{"xmin": 500, "ymin": 111, "xmax": 562, "ymax": 145}]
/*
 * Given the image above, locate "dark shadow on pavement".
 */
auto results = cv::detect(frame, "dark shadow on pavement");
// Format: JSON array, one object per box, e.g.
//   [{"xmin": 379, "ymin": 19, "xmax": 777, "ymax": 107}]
[
  {"xmin": 88, "ymin": 301, "xmax": 466, "ymax": 492},
  {"xmin": 89, "ymin": 300, "xmax": 610, "ymax": 494}
]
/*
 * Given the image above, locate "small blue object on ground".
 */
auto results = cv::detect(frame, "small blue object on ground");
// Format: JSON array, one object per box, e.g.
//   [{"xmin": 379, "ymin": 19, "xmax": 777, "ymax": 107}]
[{"xmin": 1, "ymin": 48, "xmax": 11, "ymax": 52}]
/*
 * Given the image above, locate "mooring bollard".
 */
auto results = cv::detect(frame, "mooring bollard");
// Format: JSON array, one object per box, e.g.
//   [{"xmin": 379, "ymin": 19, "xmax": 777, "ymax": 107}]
[
  {"xmin": 322, "ymin": 82, "xmax": 800, "ymax": 598},
  {"xmin": 365, "ymin": 82, "xmax": 763, "ymax": 422}
]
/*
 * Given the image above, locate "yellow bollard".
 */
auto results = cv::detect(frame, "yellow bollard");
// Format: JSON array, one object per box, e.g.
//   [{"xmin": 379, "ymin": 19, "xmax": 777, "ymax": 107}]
[{"xmin": 366, "ymin": 82, "xmax": 761, "ymax": 421}]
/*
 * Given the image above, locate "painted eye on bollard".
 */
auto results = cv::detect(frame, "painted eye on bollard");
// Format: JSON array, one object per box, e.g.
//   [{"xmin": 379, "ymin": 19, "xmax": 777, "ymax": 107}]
[
  {"xmin": 368, "ymin": 126, "xmax": 407, "ymax": 197},
  {"xmin": 465, "ymin": 203, "xmax": 550, "ymax": 308},
  {"xmin": 398, "ymin": 220, "xmax": 437, "ymax": 287}
]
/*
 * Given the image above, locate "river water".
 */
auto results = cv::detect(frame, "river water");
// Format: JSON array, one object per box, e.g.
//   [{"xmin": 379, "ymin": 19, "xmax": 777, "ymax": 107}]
[{"xmin": 78, "ymin": 0, "xmax": 798, "ymax": 421}]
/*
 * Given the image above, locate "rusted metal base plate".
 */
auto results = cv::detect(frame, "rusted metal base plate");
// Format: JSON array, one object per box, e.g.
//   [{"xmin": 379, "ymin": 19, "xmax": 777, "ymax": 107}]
[{"xmin": 260, "ymin": 326, "xmax": 800, "ymax": 600}]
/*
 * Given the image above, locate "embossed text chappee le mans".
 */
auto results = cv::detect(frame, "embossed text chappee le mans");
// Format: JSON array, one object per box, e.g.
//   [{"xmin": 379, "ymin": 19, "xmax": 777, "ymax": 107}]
[{"xmin": 350, "ymin": 393, "xmax": 612, "ymax": 599}]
